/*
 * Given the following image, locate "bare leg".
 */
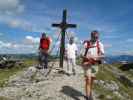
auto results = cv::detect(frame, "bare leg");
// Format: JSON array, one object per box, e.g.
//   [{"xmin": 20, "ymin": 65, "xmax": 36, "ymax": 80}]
[
  {"xmin": 85, "ymin": 73, "xmax": 95, "ymax": 100},
  {"xmin": 85, "ymin": 76, "xmax": 92, "ymax": 97},
  {"xmin": 90, "ymin": 77, "xmax": 95, "ymax": 99}
]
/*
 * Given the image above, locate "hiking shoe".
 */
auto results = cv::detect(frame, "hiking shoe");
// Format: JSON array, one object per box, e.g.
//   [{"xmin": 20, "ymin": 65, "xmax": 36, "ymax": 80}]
[
  {"xmin": 66, "ymin": 73, "xmax": 71, "ymax": 76},
  {"xmin": 84, "ymin": 96, "xmax": 93, "ymax": 100},
  {"xmin": 84, "ymin": 96, "xmax": 89, "ymax": 100},
  {"xmin": 73, "ymin": 72, "xmax": 76, "ymax": 76}
]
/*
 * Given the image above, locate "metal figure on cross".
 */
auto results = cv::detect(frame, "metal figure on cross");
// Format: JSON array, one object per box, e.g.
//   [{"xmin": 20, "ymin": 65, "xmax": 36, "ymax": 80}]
[{"xmin": 52, "ymin": 9, "xmax": 77, "ymax": 68}]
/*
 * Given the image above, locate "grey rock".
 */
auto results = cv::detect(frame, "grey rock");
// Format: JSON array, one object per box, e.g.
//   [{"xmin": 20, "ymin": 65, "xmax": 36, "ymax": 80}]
[
  {"xmin": 104, "ymin": 81, "xmax": 119, "ymax": 91},
  {"xmin": 95, "ymin": 80, "xmax": 119, "ymax": 92},
  {"xmin": 23, "ymin": 66, "xmax": 37, "ymax": 78},
  {"xmin": 113, "ymin": 91, "xmax": 124, "ymax": 100},
  {"xmin": 106, "ymin": 95, "xmax": 112, "ymax": 100}
]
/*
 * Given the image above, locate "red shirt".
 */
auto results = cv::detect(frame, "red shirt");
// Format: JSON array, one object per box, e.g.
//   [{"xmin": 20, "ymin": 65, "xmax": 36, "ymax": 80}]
[{"xmin": 39, "ymin": 37, "xmax": 50, "ymax": 50}]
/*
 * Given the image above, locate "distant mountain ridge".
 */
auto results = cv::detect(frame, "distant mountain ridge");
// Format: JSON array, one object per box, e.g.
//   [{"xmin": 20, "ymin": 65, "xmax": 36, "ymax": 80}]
[
  {"xmin": 1, "ymin": 54, "xmax": 133, "ymax": 64},
  {"xmin": 105, "ymin": 55, "xmax": 133, "ymax": 64},
  {"xmin": 0, "ymin": 53, "xmax": 58, "ymax": 61},
  {"xmin": 0, "ymin": 53, "xmax": 38, "ymax": 60}
]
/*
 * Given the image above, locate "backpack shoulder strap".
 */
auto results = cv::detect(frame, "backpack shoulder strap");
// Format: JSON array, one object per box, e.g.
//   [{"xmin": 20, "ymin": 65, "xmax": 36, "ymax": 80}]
[
  {"xmin": 83, "ymin": 40, "xmax": 90, "ymax": 56},
  {"xmin": 96, "ymin": 40, "xmax": 101, "ymax": 55}
]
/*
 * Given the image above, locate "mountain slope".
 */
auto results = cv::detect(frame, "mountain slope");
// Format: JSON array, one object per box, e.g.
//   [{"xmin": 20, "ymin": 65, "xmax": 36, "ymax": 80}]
[{"xmin": 0, "ymin": 60, "xmax": 132, "ymax": 100}]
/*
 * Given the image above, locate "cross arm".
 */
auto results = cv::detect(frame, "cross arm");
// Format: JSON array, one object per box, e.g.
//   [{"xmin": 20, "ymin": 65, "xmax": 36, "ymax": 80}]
[
  {"xmin": 52, "ymin": 23, "xmax": 61, "ymax": 27},
  {"xmin": 66, "ymin": 24, "xmax": 77, "ymax": 28}
]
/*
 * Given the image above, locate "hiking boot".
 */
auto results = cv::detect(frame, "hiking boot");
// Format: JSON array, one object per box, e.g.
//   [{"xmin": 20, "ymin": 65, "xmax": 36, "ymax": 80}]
[
  {"xmin": 72, "ymin": 69, "xmax": 76, "ymax": 75},
  {"xmin": 66, "ymin": 72, "xmax": 72, "ymax": 76},
  {"xmin": 84, "ymin": 96, "xmax": 89, "ymax": 100},
  {"xmin": 36, "ymin": 65, "xmax": 43, "ymax": 69},
  {"xmin": 89, "ymin": 95, "xmax": 93, "ymax": 100},
  {"xmin": 73, "ymin": 72, "xmax": 76, "ymax": 75},
  {"xmin": 66, "ymin": 73, "xmax": 71, "ymax": 76},
  {"xmin": 84, "ymin": 96, "xmax": 93, "ymax": 100}
]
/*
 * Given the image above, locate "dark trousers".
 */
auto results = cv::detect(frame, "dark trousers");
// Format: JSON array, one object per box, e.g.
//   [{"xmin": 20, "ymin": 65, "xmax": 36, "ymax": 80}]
[{"xmin": 39, "ymin": 52, "xmax": 48, "ymax": 69}]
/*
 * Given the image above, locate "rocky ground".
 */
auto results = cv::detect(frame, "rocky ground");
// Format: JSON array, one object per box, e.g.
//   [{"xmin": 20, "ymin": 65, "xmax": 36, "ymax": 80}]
[{"xmin": 0, "ymin": 61, "xmax": 132, "ymax": 100}]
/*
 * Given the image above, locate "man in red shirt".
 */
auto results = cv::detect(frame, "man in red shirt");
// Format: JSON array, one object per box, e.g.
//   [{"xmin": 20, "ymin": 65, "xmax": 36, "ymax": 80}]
[{"xmin": 39, "ymin": 33, "xmax": 51, "ymax": 69}]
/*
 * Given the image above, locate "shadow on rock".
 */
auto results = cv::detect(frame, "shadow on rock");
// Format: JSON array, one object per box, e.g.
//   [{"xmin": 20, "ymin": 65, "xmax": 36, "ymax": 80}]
[{"xmin": 60, "ymin": 86, "xmax": 84, "ymax": 100}]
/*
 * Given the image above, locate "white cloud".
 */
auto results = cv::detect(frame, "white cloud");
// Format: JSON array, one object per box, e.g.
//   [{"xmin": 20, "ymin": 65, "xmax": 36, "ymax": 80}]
[
  {"xmin": 126, "ymin": 38, "xmax": 133, "ymax": 42},
  {"xmin": 0, "ymin": 1, "xmax": 53, "ymax": 32},
  {"xmin": 0, "ymin": 0, "xmax": 24, "ymax": 14},
  {"xmin": 0, "ymin": 40, "xmax": 39, "ymax": 54},
  {"xmin": 7, "ymin": 19, "xmax": 33, "ymax": 31},
  {"xmin": 24, "ymin": 36, "xmax": 40, "ymax": 44},
  {"xmin": 0, "ymin": 0, "xmax": 30, "ymax": 31},
  {"xmin": 0, "ymin": 41, "xmax": 22, "ymax": 48},
  {"xmin": 24, "ymin": 35, "xmax": 53, "ymax": 44},
  {"xmin": 0, "ymin": 41, "xmax": 11, "ymax": 48},
  {"xmin": 0, "ymin": 16, "xmax": 53, "ymax": 32},
  {"xmin": 0, "ymin": 32, "xmax": 4, "ymax": 36},
  {"xmin": 0, "ymin": 15, "xmax": 35, "ymax": 31}
]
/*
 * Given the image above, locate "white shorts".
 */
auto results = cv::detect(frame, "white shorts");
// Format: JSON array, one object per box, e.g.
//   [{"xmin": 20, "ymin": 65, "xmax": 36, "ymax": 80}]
[{"xmin": 83, "ymin": 65, "xmax": 98, "ymax": 77}]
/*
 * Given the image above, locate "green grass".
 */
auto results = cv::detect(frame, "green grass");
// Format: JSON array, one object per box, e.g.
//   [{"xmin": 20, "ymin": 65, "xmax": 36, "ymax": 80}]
[
  {"xmin": 93, "ymin": 65, "xmax": 121, "ymax": 100},
  {"xmin": 0, "ymin": 59, "xmax": 37, "ymax": 87},
  {"xmin": 94, "ymin": 64, "xmax": 133, "ymax": 99},
  {"xmin": 94, "ymin": 84, "xmax": 121, "ymax": 100},
  {"xmin": 0, "ymin": 96, "xmax": 13, "ymax": 100},
  {"xmin": 96, "ymin": 65, "xmax": 117, "ymax": 81},
  {"xmin": 24, "ymin": 59, "xmax": 38, "ymax": 66}
]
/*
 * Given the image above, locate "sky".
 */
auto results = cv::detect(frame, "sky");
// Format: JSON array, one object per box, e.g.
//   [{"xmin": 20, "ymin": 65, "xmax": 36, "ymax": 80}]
[{"xmin": 0, "ymin": 0, "xmax": 133, "ymax": 55}]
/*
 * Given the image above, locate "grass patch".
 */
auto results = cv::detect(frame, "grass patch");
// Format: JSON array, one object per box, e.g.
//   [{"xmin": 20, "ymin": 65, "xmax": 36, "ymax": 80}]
[
  {"xmin": 112, "ymin": 63, "xmax": 133, "ymax": 79},
  {"xmin": 0, "ymin": 96, "xmax": 13, "ymax": 100},
  {"xmin": 23, "ymin": 59, "xmax": 38, "ymax": 66},
  {"xmin": 94, "ymin": 84, "xmax": 121, "ymax": 100},
  {"xmin": 96, "ymin": 64, "xmax": 117, "ymax": 81},
  {"xmin": 95, "ymin": 64, "xmax": 133, "ymax": 99},
  {"xmin": 0, "ymin": 59, "xmax": 37, "ymax": 87},
  {"xmin": 0, "ymin": 67, "xmax": 23, "ymax": 87}
]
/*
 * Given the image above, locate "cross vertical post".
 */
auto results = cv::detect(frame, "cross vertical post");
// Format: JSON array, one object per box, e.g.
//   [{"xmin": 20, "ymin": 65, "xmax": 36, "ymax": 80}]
[{"xmin": 52, "ymin": 9, "xmax": 77, "ymax": 68}]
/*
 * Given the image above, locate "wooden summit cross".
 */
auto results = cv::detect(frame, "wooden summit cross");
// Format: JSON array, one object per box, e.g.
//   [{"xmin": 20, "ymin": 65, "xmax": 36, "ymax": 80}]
[{"xmin": 52, "ymin": 9, "xmax": 77, "ymax": 68}]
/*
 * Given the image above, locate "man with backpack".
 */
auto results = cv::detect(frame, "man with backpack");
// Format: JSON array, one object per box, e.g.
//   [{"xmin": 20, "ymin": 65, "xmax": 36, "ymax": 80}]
[
  {"xmin": 39, "ymin": 33, "xmax": 51, "ymax": 69},
  {"xmin": 82, "ymin": 30, "xmax": 104, "ymax": 100}
]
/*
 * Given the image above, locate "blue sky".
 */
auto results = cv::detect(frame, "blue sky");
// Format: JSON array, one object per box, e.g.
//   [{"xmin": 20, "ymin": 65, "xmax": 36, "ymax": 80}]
[{"xmin": 0, "ymin": 0, "xmax": 133, "ymax": 55}]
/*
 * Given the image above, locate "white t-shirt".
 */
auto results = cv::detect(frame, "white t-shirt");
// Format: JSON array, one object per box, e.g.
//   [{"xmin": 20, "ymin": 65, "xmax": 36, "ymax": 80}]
[
  {"xmin": 66, "ymin": 43, "xmax": 78, "ymax": 59},
  {"xmin": 84, "ymin": 41, "xmax": 104, "ymax": 57}
]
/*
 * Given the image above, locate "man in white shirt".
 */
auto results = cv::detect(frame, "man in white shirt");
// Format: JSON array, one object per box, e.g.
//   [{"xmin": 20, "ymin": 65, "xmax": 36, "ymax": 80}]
[
  {"xmin": 66, "ymin": 37, "xmax": 78, "ymax": 75},
  {"xmin": 82, "ymin": 30, "xmax": 104, "ymax": 100}
]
